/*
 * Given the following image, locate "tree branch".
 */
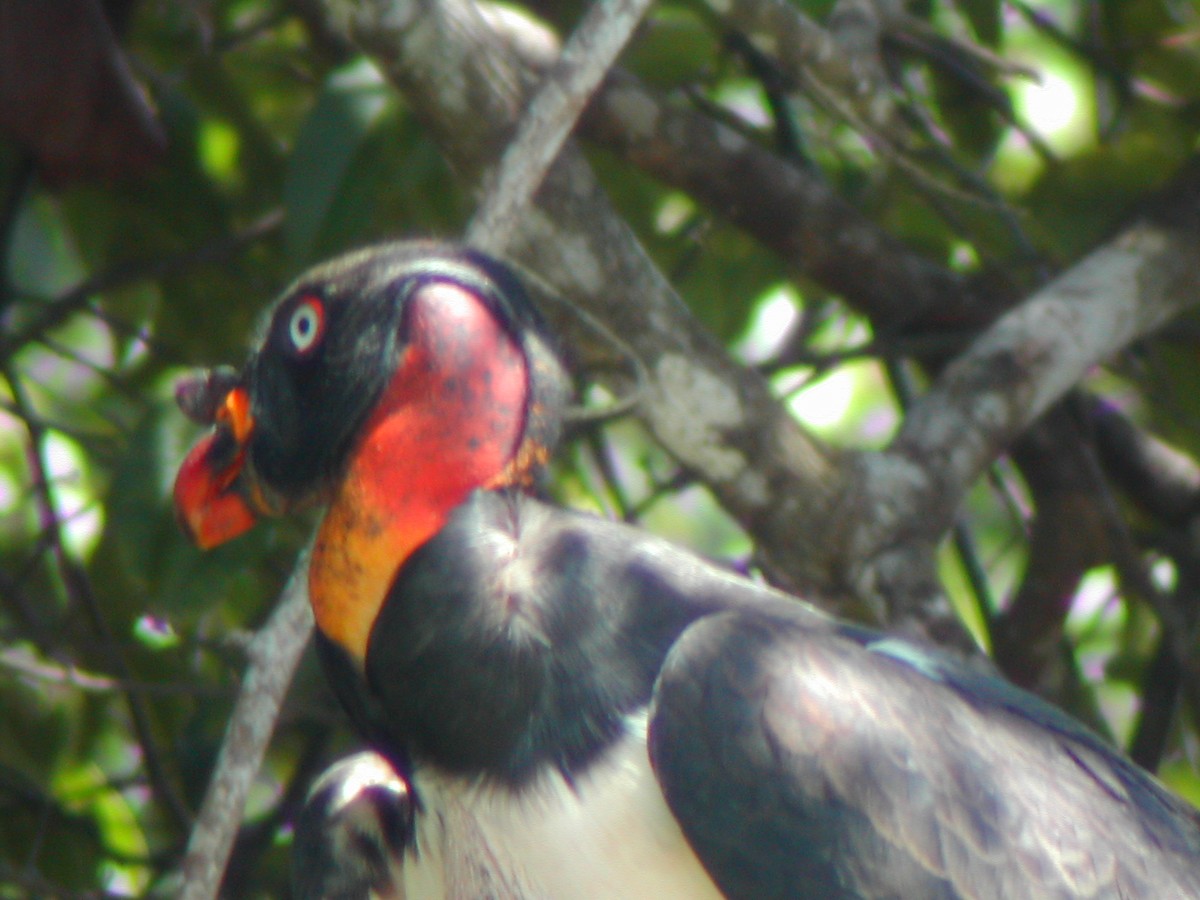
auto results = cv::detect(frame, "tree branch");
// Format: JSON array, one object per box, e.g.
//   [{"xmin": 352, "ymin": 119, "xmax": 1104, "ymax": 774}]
[
  {"xmin": 466, "ymin": 0, "xmax": 654, "ymax": 250},
  {"xmin": 0, "ymin": 208, "xmax": 283, "ymax": 366},
  {"xmin": 177, "ymin": 554, "xmax": 314, "ymax": 900},
  {"xmin": 887, "ymin": 205, "xmax": 1200, "ymax": 542},
  {"xmin": 836, "ymin": 190, "xmax": 1200, "ymax": 641},
  {"xmin": 580, "ymin": 68, "xmax": 983, "ymax": 332},
  {"xmin": 993, "ymin": 410, "xmax": 1110, "ymax": 719},
  {"xmin": 320, "ymin": 0, "xmax": 853, "ymax": 602},
  {"xmin": 697, "ymin": 0, "xmax": 897, "ymax": 127}
]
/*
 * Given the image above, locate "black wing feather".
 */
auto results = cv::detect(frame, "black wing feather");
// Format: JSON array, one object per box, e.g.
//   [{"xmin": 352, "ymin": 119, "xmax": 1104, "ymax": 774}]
[{"xmin": 650, "ymin": 610, "xmax": 1200, "ymax": 899}]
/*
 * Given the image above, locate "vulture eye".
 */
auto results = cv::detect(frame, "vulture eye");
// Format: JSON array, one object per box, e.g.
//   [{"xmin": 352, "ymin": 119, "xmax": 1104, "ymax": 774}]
[{"xmin": 287, "ymin": 297, "xmax": 325, "ymax": 356}]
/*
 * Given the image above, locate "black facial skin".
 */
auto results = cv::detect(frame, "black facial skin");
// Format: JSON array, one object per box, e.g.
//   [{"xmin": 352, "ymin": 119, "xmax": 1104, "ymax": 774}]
[
  {"xmin": 227, "ymin": 241, "xmax": 567, "ymax": 508},
  {"xmin": 244, "ymin": 280, "xmax": 402, "ymax": 502}
]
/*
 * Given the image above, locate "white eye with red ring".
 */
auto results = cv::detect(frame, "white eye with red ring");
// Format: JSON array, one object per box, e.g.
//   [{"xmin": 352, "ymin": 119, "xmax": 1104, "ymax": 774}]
[{"xmin": 287, "ymin": 296, "xmax": 325, "ymax": 356}]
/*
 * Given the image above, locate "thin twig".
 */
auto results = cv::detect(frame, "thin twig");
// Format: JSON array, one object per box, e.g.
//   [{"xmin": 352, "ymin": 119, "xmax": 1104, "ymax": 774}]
[
  {"xmin": 466, "ymin": 0, "xmax": 654, "ymax": 251},
  {"xmin": 0, "ymin": 562, "xmax": 58, "ymax": 653},
  {"xmin": 0, "ymin": 860, "xmax": 126, "ymax": 900},
  {"xmin": 0, "ymin": 154, "xmax": 34, "ymax": 319},
  {"xmin": 0, "ymin": 208, "xmax": 283, "ymax": 365},
  {"xmin": 0, "ymin": 646, "xmax": 229, "ymax": 697},
  {"xmin": 1, "ymin": 364, "xmax": 194, "ymax": 835}
]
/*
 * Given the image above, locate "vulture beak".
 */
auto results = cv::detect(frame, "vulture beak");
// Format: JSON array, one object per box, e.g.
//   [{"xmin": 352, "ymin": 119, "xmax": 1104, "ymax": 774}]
[{"xmin": 173, "ymin": 380, "xmax": 258, "ymax": 549}]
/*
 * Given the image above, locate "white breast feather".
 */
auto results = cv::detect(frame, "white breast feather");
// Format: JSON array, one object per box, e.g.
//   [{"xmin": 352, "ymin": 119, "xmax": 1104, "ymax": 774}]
[{"xmin": 402, "ymin": 712, "xmax": 723, "ymax": 899}]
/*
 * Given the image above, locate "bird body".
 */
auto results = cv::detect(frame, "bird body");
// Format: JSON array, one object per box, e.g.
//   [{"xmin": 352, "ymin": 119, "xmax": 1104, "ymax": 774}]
[{"xmin": 174, "ymin": 241, "xmax": 1200, "ymax": 898}]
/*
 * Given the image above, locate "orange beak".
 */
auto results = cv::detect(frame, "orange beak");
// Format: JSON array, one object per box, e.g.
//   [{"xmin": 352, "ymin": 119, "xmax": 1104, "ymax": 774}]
[{"xmin": 173, "ymin": 387, "xmax": 258, "ymax": 549}]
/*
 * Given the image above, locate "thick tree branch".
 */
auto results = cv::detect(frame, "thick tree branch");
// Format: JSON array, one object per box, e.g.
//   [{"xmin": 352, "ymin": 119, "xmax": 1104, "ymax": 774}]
[
  {"xmin": 886, "ymin": 208, "xmax": 1200, "ymax": 542},
  {"xmin": 994, "ymin": 411, "xmax": 1110, "ymax": 716},
  {"xmin": 581, "ymin": 69, "xmax": 984, "ymax": 332},
  {"xmin": 459, "ymin": 16, "xmax": 1010, "ymax": 337},
  {"xmin": 840, "ymin": 193, "xmax": 1200, "ymax": 639}
]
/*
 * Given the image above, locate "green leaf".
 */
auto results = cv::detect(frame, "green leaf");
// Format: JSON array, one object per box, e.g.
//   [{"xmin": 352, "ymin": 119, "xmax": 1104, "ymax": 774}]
[
  {"xmin": 955, "ymin": 0, "xmax": 1002, "ymax": 46},
  {"xmin": 285, "ymin": 58, "xmax": 394, "ymax": 265}
]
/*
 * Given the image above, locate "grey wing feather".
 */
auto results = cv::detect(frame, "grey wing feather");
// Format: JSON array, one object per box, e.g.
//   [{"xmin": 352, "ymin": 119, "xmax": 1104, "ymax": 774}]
[{"xmin": 649, "ymin": 610, "xmax": 1200, "ymax": 900}]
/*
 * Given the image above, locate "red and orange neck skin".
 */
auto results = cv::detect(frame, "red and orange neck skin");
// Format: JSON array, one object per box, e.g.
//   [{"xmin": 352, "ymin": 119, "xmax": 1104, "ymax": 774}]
[{"xmin": 309, "ymin": 281, "xmax": 530, "ymax": 668}]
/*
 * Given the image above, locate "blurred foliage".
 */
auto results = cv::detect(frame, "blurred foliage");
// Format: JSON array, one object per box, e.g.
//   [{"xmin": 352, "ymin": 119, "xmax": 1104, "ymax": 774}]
[{"xmin": 2, "ymin": 0, "xmax": 1200, "ymax": 895}]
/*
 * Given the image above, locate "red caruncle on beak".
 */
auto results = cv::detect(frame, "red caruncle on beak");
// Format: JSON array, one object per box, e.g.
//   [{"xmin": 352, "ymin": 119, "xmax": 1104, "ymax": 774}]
[{"xmin": 173, "ymin": 382, "xmax": 259, "ymax": 550}]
